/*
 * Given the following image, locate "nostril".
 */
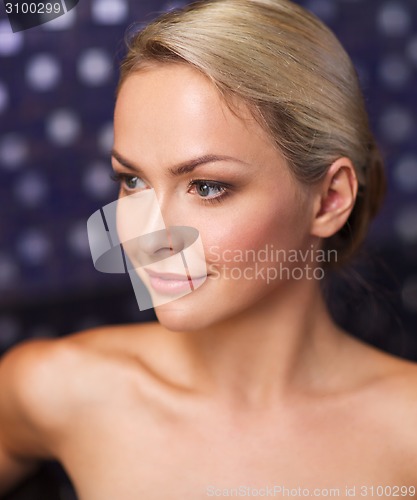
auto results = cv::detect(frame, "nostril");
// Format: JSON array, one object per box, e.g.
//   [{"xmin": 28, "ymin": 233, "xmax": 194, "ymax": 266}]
[{"xmin": 154, "ymin": 246, "xmax": 176, "ymax": 258}]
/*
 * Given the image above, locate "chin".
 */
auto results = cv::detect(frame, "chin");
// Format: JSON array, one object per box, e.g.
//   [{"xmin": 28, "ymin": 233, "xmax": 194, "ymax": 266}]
[
  {"xmin": 149, "ymin": 276, "xmax": 216, "ymax": 332},
  {"xmin": 152, "ymin": 288, "xmax": 257, "ymax": 333},
  {"xmin": 154, "ymin": 291, "xmax": 217, "ymax": 332},
  {"xmin": 154, "ymin": 297, "xmax": 213, "ymax": 332}
]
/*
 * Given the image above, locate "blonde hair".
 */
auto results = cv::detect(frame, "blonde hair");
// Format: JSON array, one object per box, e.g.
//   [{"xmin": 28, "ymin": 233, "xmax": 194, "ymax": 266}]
[{"xmin": 118, "ymin": 0, "xmax": 386, "ymax": 265}]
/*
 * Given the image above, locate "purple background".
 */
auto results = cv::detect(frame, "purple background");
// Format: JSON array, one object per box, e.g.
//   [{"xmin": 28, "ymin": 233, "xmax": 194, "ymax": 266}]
[{"xmin": 0, "ymin": 0, "xmax": 416, "ymax": 359}]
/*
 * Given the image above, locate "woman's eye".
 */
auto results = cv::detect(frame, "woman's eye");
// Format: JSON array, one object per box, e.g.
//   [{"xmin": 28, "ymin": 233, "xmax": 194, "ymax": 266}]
[
  {"xmin": 124, "ymin": 176, "xmax": 141, "ymax": 190},
  {"xmin": 111, "ymin": 174, "xmax": 229, "ymax": 203},
  {"xmin": 189, "ymin": 180, "xmax": 229, "ymax": 204},
  {"xmin": 111, "ymin": 173, "xmax": 147, "ymax": 191}
]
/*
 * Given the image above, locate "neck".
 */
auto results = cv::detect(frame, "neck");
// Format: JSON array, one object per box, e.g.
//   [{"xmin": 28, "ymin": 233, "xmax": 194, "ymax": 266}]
[{"xmin": 171, "ymin": 277, "xmax": 348, "ymax": 408}]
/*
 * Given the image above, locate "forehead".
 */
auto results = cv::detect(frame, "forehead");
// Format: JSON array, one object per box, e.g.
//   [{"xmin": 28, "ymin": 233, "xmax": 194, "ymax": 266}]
[{"xmin": 113, "ymin": 64, "xmax": 278, "ymax": 168}]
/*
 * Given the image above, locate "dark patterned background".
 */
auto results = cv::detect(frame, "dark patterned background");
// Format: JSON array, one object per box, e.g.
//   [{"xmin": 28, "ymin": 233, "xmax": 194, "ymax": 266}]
[
  {"xmin": 0, "ymin": 0, "xmax": 416, "ymax": 358},
  {"xmin": 0, "ymin": 0, "xmax": 416, "ymax": 354},
  {"xmin": 0, "ymin": 0, "xmax": 416, "ymax": 497}
]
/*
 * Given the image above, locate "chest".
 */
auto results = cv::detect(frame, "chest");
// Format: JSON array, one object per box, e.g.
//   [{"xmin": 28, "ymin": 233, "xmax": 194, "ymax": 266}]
[{"xmin": 57, "ymin": 403, "xmax": 413, "ymax": 500}]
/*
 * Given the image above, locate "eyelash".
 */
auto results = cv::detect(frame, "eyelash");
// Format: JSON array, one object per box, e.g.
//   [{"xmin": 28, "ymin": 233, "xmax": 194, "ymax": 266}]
[
  {"xmin": 188, "ymin": 178, "xmax": 231, "ymax": 204},
  {"xmin": 110, "ymin": 173, "xmax": 231, "ymax": 205}
]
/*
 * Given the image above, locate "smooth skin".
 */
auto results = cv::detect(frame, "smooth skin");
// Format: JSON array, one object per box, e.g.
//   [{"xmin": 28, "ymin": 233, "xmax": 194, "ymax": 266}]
[{"xmin": 0, "ymin": 64, "xmax": 417, "ymax": 499}]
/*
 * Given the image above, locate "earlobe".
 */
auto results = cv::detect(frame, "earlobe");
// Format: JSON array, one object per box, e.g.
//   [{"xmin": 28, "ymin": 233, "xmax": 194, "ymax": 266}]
[{"xmin": 310, "ymin": 157, "xmax": 358, "ymax": 239}]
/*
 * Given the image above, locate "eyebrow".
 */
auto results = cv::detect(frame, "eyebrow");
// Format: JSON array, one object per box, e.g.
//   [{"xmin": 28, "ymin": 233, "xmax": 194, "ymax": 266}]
[{"xmin": 111, "ymin": 149, "xmax": 248, "ymax": 177}]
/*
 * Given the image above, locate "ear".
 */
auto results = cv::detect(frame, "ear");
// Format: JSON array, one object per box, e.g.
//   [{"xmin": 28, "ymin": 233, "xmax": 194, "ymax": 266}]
[{"xmin": 310, "ymin": 157, "xmax": 358, "ymax": 239}]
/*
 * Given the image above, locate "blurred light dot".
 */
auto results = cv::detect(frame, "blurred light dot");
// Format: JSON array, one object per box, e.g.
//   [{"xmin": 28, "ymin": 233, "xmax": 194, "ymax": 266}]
[
  {"xmin": 377, "ymin": 2, "xmax": 411, "ymax": 36},
  {"xmin": 77, "ymin": 49, "xmax": 113, "ymax": 86},
  {"xmin": 378, "ymin": 54, "xmax": 411, "ymax": 88},
  {"xmin": 379, "ymin": 107, "xmax": 414, "ymax": 143},
  {"xmin": 14, "ymin": 171, "xmax": 48, "ymax": 207},
  {"xmin": 406, "ymin": 36, "xmax": 417, "ymax": 66},
  {"xmin": 305, "ymin": 0, "xmax": 338, "ymax": 21},
  {"xmin": 0, "ymin": 20, "xmax": 24, "ymax": 56},
  {"xmin": 0, "ymin": 134, "xmax": 28, "ymax": 170},
  {"xmin": 92, "ymin": 0, "xmax": 128, "ymax": 24},
  {"xmin": 41, "ymin": 8, "xmax": 76, "ymax": 30},
  {"xmin": 394, "ymin": 206, "xmax": 417, "ymax": 243},
  {"xmin": 26, "ymin": 54, "xmax": 61, "ymax": 91},
  {"xmin": 83, "ymin": 162, "xmax": 116, "ymax": 199},
  {"xmin": 17, "ymin": 229, "xmax": 52, "ymax": 265},
  {"xmin": 67, "ymin": 222, "xmax": 91, "ymax": 257},
  {"xmin": 402, "ymin": 276, "xmax": 417, "ymax": 313},
  {"xmin": 0, "ymin": 254, "xmax": 19, "ymax": 288},
  {"xmin": 46, "ymin": 109, "xmax": 80, "ymax": 146},
  {"xmin": 393, "ymin": 155, "xmax": 417, "ymax": 192},
  {"xmin": 0, "ymin": 81, "xmax": 9, "ymax": 113},
  {"xmin": 97, "ymin": 122, "xmax": 114, "ymax": 153},
  {"xmin": 0, "ymin": 316, "xmax": 20, "ymax": 350}
]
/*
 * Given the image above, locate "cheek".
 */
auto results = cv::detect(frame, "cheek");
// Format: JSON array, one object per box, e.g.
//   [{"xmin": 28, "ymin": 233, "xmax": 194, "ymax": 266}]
[{"xmin": 202, "ymin": 195, "xmax": 308, "ymax": 265}]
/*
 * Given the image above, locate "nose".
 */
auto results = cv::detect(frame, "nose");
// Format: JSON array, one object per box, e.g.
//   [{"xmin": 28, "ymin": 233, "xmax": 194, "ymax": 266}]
[
  {"xmin": 137, "ymin": 226, "xmax": 184, "ymax": 264},
  {"xmin": 117, "ymin": 188, "xmax": 191, "ymax": 268}
]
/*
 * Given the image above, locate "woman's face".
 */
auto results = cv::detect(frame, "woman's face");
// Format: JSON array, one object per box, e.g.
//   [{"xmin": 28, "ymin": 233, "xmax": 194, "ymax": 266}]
[{"xmin": 113, "ymin": 63, "xmax": 315, "ymax": 331}]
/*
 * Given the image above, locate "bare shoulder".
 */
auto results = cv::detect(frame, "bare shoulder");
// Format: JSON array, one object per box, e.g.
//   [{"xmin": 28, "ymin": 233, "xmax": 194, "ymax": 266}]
[
  {"xmin": 334, "ymin": 331, "xmax": 417, "ymax": 425},
  {"xmin": 327, "ymin": 334, "xmax": 417, "ymax": 481},
  {"xmin": 377, "ymin": 353, "xmax": 417, "ymax": 479},
  {"xmin": 377, "ymin": 350, "xmax": 417, "ymax": 414},
  {"xmin": 0, "ymin": 337, "xmax": 71, "ymax": 426},
  {"xmin": 0, "ymin": 325, "xmax": 159, "ymax": 456},
  {"xmin": 343, "ymin": 333, "xmax": 417, "ymax": 404},
  {"xmin": 345, "ymin": 335, "xmax": 417, "ymax": 456},
  {"xmin": 378, "ymin": 352, "xmax": 417, "ymax": 413},
  {"xmin": 0, "ymin": 337, "xmax": 77, "ymax": 459}
]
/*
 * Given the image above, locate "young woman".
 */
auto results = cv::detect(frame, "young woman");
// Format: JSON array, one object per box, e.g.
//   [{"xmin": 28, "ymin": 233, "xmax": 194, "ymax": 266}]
[{"xmin": 1, "ymin": 0, "xmax": 417, "ymax": 498}]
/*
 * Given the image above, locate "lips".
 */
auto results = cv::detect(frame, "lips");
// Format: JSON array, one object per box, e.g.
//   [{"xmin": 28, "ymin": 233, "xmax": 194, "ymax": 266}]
[
  {"xmin": 145, "ymin": 269, "xmax": 193, "ymax": 281},
  {"xmin": 144, "ymin": 268, "xmax": 207, "ymax": 295}
]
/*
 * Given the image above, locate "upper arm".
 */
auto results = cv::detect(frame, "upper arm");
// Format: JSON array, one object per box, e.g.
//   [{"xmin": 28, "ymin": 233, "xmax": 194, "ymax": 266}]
[{"xmin": 0, "ymin": 340, "xmax": 66, "ymax": 493}]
